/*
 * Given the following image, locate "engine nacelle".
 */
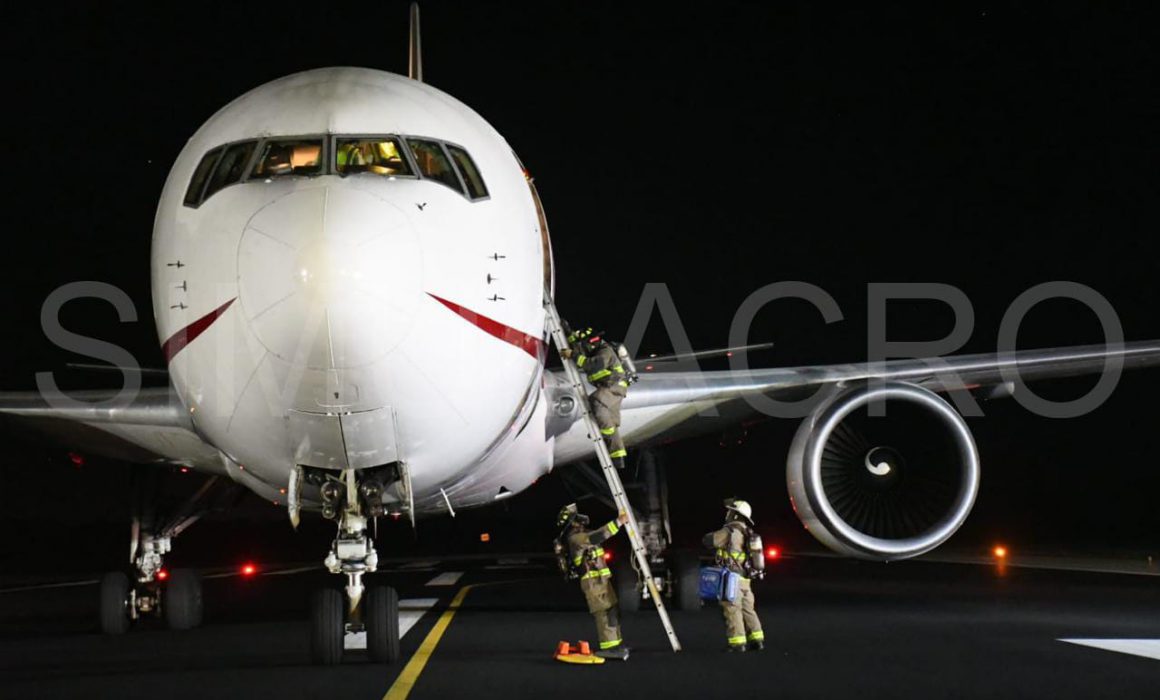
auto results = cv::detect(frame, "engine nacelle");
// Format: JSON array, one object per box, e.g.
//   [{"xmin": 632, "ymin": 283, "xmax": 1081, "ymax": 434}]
[{"xmin": 787, "ymin": 381, "xmax": 980, "ymax": 560}]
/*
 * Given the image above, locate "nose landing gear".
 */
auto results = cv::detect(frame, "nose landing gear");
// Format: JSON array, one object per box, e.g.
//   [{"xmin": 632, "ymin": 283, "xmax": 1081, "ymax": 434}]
[{"xmin": 309, "ymin": 467, "xmax": 400, "ymax": 665}]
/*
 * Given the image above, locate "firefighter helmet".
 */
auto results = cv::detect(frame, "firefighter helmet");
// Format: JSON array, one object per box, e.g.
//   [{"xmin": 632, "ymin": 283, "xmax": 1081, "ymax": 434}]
[
  {"xmin": 567, "ymin": 327, "xmax": 604, "ymax": 348},
  {"xmin": 726, "ymin": 499, "xmax": 754, "ymax": 524},
  {"xmin": 557, "ymin": 503, "xmax": 588, "ymax": 528},
  {"xmin": 557, "ymin": 503, "xmax": 578, "ymax": 527}
]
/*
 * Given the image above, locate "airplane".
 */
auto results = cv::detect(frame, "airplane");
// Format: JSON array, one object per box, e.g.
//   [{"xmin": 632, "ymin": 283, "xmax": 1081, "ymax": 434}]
[{"xmin": 3, "ymin": 4, "xmax": 1159, "ymax": 665}]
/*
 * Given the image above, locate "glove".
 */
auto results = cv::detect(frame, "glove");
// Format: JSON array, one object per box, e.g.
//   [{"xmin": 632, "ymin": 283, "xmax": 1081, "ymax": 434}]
[{"xmin": 561, "ymin": 347, "xmax": 574, "ymax": 360}]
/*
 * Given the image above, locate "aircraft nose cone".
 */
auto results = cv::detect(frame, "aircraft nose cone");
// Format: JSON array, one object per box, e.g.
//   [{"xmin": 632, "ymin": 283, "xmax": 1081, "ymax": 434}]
[{"xmin": 237, "ymin": 186, "xmax": 423, "ymax": 368}]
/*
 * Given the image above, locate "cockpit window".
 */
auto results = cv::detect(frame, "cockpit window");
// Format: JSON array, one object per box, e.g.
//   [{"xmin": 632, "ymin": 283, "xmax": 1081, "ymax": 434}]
[
  {"xmin": 184, "ymin": 135, "xmax": 489, "ymax": 207},
  {"xmin": 184, "ymin": 147, "xmax": 223, "ymax": 207},
  {"xmin": 447, "ymin": 145, "xmax": 488, "ymax": 200},
  {"xmin": 203, "ymin": 140, "xmax": 257, "ymax": 200},
  {"xmin": 406, "ymin": 139, "xmax": 464, "ymax": 194},
  {"xmin": 252, "ymin": 138, "xmax": 324, "ymax": 178},
  {"xmin": 336, "ymin": 138, "xmax": 413, "ymax": 177}
]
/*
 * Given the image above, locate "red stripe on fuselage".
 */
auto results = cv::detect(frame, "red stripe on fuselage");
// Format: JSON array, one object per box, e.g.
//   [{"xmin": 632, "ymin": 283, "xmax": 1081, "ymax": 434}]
[
  {"xmin": 162, "ymin": 298, "xmax": 237, "ymax": 363},
  {"xmin": 427, "ymin": 293, "xmax": 543, "ymax": 360}
]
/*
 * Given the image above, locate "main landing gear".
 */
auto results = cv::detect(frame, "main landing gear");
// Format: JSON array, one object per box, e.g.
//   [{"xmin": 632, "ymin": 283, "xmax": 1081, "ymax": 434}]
[
  {"xmin": 300, "ymin": 465, "xmax": 401, "ymax": 665},
  {"xmin": 99, "ymin": 471, "xmax": 228, "ymax": 634},
  {"xmin": 99, "ymin": 534, "xmax": 205, "ymax": 634}
]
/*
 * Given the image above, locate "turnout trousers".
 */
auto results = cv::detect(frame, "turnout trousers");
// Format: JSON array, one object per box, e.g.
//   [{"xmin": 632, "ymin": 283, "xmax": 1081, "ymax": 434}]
[
  {"xmin": 590, "ymin": 387, "xmax": 626, "ymax": 460},
  {"xmin": 580, "ymin": 573, "xmax": 623, "ymax": 649},
  {"xmin": 720, "ymin": 577, "xmax": 764, "ymax": 647}
]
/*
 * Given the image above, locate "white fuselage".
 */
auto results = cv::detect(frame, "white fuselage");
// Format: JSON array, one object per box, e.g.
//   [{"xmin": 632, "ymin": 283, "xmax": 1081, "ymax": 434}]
[{"xmin": 151, "ymin": 68, "xmax": 555, "ymax": 514}]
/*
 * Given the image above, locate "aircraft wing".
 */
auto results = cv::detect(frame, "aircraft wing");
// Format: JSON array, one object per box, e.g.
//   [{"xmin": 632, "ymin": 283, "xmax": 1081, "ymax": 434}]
[
  {"xmin": 548, "ymin": 340, "xmax": 1160, "ymax": 465},
  {"xmin": 0, "ymin": 387, "xmax": 225, "ymax": 474}
]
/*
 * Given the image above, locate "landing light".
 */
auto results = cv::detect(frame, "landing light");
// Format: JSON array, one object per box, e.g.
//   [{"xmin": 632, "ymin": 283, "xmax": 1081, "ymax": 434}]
[
  {"xmin": 157, "ymin": 569, "xmax": 169, "ymax": 580},
  {"xmin": 480, "ymin": 533, "xmax": 491, "ymax": 543},
  {"xmin": 241, "ymin": 563, "xmax": 257, "ymax": 577},
  {"xmin": 993, "ymin": 545, "xmax": 1008, "ymax": 559}
]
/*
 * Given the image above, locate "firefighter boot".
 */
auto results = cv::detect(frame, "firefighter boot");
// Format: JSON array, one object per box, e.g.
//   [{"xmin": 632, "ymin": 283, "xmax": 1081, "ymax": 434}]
[{"xmin": 595, "ymin": 646, "xmax": 630, "ymax": 661}]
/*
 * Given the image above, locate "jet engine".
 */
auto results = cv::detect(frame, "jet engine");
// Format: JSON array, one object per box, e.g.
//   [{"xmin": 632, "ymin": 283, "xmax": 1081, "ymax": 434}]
[{"xmin": 786, "ymin": 381, "xmax": 980, "ymax": 560}]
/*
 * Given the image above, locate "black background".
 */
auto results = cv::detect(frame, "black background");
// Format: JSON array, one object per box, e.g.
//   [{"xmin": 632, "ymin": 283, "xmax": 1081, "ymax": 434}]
[{"xmin": 1, "ymin": 2, "xmax": 1157, "ymax": 572}]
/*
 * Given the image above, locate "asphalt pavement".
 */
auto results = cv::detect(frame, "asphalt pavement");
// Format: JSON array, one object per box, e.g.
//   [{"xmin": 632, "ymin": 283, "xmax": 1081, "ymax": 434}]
[{"xmin": 2, "ymin": 555, "xmax": 1158, "ymax": 699}]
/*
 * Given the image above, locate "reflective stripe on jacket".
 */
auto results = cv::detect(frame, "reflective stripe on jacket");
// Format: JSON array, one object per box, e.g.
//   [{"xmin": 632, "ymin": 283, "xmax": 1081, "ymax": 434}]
[
  {"xmin": 703, "ymin": 521, "xmax": 750, "ymax": 577},
  {"xmin": 581, "ymin": 344, "xmax": 626, "ymax": 389},
  {"xmin": 567, "ymin": 520, "xmax": 620, "ymax": 577}
]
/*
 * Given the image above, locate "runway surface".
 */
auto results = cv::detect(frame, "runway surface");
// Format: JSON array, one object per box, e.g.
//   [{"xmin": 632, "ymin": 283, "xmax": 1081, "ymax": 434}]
[{"xmin": 1, "ymin": 555, "xmax": 1158, "ymax": 699}]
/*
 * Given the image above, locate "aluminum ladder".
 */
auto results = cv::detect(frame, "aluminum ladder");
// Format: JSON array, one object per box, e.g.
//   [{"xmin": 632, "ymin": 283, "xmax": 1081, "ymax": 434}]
[{"xmin": 543, "ymin": 294, "xmax": 682, "ymax": 652}]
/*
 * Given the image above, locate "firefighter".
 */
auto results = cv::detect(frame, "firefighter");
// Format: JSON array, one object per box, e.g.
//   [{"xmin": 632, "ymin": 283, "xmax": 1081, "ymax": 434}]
[
  {"xmin": 557, "ymin": 503, "xmax": 631, "ymax": 660},
  {"xmin": 564, "ymin": 327, "xmax": 630, "ymax": 469},
  {"xmin": 702, "ymin": 499, "xmax": 765, "ymax": 652}
]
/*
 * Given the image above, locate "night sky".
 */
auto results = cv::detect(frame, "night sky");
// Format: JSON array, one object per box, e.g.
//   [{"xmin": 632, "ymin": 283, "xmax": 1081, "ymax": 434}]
[{"xmin": 1, "ymin": 3, "xmax": 1158, "ymax": 571}]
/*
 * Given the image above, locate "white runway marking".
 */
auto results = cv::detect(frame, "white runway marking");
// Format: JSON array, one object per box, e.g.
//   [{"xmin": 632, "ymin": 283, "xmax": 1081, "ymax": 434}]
[
  {"xmin": 425, "ymin": 571, "xmax": 464, "ymax": 586},
  {"xmin": 345, "ymin": 631, "xmax": 368, "ymax": 650},
  {"xmin": 400, "ymin": 597, "xmax": 439, "ymax": 636},
  {"xmin": 264, "ymin": 565, "xmax": 318, "ymax": 576},
  {"xmin": 0, "ymin": 579, "xmax": 97, "ymax": 594},
  {"xmin": 1060, "ymin": 639, "xmax": 1160, "ymax": 661},
  {"xmin": 343, "ymin": 597, "xmax": 438, "ymax": 650},
  {"xmin": 398, "ymin": 561, "xmax": 439, "ymax": 570}
]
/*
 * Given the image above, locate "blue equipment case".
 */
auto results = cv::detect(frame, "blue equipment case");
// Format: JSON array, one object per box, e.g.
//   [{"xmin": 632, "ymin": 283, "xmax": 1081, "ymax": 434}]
[{"xmin": 698, "ymin": 566, "xmax": 740, "ymax": 602}]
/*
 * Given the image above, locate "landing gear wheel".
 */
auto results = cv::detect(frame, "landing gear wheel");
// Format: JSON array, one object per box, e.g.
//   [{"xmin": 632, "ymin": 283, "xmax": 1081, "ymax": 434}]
[
  {"xmin": 672, "ymin": 550, "xmax": 702, "ymax": 612},
  {"xmin": 165, "ymin": 569, "xmax": 203, "ymax": 630},
  {"xmin": 99, "ymin": 572, "xmax": 131, "ymax": 634},
  {"xmin": 366, "ymin": 586, "xmax": 401, "ymax": 664},
  {"xmin": 311, "ymin": 588, "xmax": 345, "ymax": 665},
  {"xmin": 613, "ymin": 559, "xmax": 640, "ymax": 612}
]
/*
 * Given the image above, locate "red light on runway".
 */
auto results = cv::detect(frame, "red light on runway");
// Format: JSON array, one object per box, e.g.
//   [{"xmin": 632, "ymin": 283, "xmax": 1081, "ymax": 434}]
[
  {"xmin": 241, "ymin": 563, "xmax": 257, "ymax": 577},
  {"xmin": 68, "ymin": 452, "xmax": 84, "ymax": 467},
  {"xmin": 603, "ymin": 551, "xmax": 613, "ymax": 562},
  {"xmin": 157, "ymin": 569, "xmax": 169, "ymax": 580},
  {"xmin": 766, "ymin": 548, "xmax": 780, "ymax": 559},
  {"xmin": 993, "ymin": 545, "xmax": 1008, "ymax": 559}
]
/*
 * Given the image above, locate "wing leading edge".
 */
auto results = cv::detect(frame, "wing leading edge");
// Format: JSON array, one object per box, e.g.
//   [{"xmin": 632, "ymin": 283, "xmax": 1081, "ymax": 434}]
[{"xmin": 549, "ymin": 340, "xmax": 1160, "ymax": 465}]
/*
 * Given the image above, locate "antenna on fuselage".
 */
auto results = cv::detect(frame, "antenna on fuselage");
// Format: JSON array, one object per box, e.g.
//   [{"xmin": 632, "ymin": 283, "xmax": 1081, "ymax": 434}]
[{"xmin": 408, "ymin": 2, "xmax": 423, "ymax": 82}]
